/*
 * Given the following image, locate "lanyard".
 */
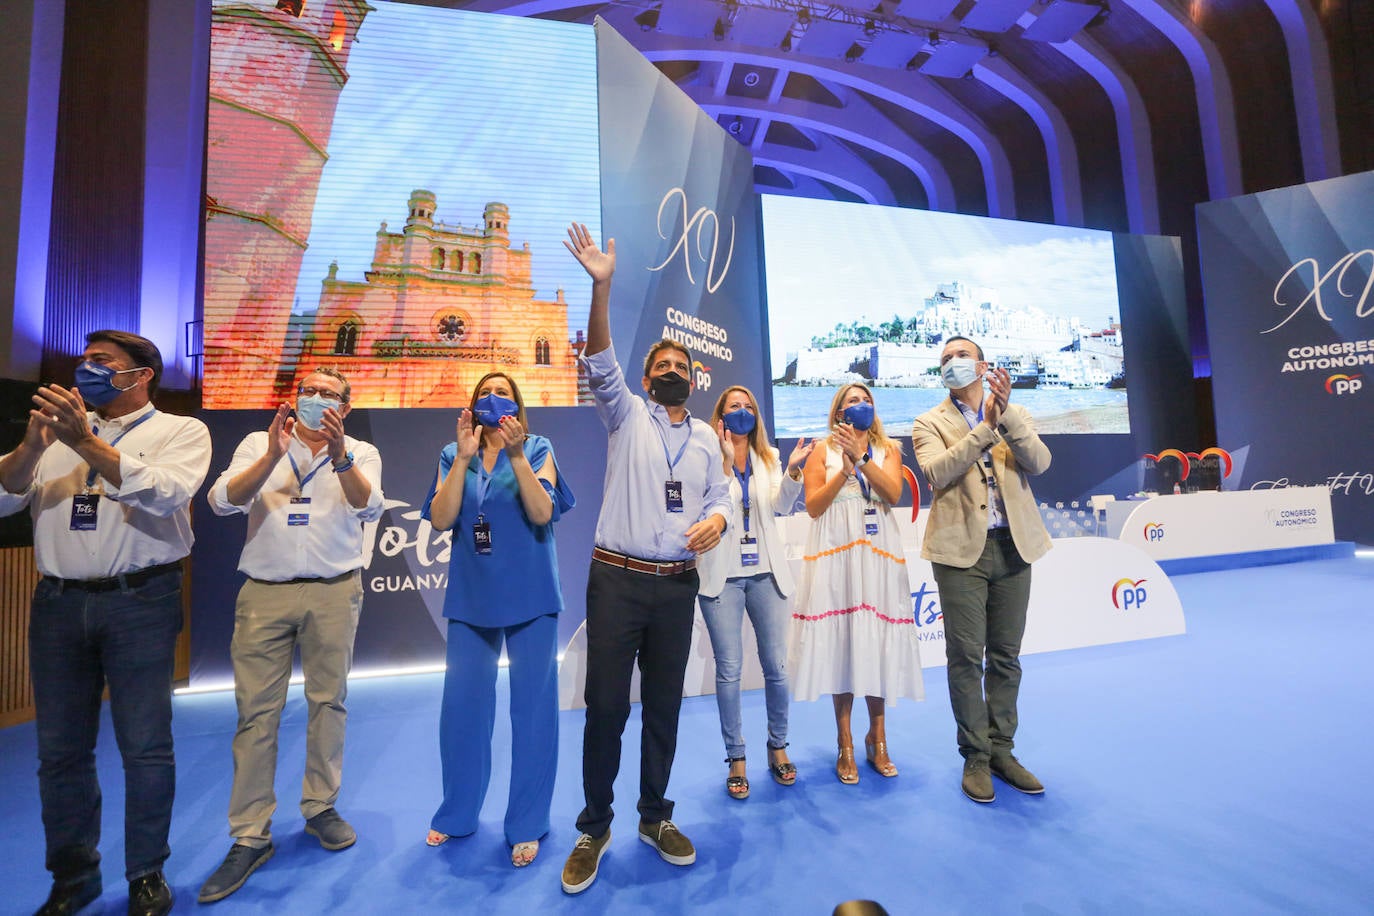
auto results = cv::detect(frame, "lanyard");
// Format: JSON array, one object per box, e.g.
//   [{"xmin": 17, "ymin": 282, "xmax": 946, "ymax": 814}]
[
  {"xmin": 85, "ymin": 410, "xmax": 156, "ymax": 489},
  {"xmin": 654, "ymin": 414, "xmax": 692, "ymax": 482},
  {"xmin": 953, "ymin": 395, "xmax": 997, "ymax": 483},
  {"xmin": 472, "ymin": 450, "xmax": 504, "ymax": 518},
  {"xmin": 287, "ymin": 450, "xmax": 333, "ymax": 491},
  {"xmin": 954, "ymin": 392, "xmax": 985, "ymax": 428},
  {"xmin": 856, "ymin": 445, "xmax": 873, "ymax": 501},
  {"xmin": 733, "ymin": 454, "xmax": 752, "ymax": 534}
]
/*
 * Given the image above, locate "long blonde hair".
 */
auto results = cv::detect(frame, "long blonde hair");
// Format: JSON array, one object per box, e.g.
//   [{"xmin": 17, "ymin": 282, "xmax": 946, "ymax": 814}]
[
  {"xmin": 826, "ymin": 383, "xmax": 901, "ymax": 456},
  {"xmin": 710, "ymin": 385, "xmax": 779, "ymax": 470}
]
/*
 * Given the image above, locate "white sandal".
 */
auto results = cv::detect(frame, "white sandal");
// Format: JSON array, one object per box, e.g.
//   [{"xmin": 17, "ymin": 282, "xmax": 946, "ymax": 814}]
[
  {"xmin": 510, "ymin": 840, "xmax": 539, "ymax": 867},
  {"xmin": 426, "ymin": 829, "xmax": 450, "ymax": 847}
]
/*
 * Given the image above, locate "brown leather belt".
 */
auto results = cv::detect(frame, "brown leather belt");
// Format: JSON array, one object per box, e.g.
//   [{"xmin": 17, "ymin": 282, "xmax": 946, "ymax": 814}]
[{"xmin": 592, "ymin": 547, "xmax": 696, "ymax": 577}]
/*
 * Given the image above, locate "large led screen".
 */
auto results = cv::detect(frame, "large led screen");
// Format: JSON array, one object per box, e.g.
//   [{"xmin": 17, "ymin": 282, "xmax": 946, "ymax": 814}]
[
  {"xmin": 202, "ymin": 0, "xmax": 601, "ymax": 409},
  {"xmin": 762, "ymin": 196, "xmax": 1130, "ymax": 437}
]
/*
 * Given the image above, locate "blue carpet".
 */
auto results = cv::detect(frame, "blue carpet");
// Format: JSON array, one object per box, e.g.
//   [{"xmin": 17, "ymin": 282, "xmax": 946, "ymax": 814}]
[{"xmin": 3, "ymin": 555, "xmax": 1372, "ymax": 915}]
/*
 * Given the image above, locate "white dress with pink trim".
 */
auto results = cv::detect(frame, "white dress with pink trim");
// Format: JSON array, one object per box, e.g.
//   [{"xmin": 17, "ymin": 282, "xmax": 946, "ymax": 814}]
[{"xmin": 789, "ymin": 442, "xmax": 924, "ymax": 703}]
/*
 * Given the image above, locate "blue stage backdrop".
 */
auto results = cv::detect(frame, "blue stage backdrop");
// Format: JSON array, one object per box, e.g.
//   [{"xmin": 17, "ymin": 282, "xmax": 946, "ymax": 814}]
[
  {"xmin": 592, "ymin": 18, "xmax": 768, "ymax": 417},
  {"xmin": 1198, "ymin": 170, "xmax": 1374, "ymax": 545}
]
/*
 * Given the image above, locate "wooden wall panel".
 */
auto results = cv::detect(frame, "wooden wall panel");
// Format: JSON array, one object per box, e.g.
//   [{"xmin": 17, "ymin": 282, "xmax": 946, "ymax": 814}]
[
  {"xmin": 0, "ymin": 547, "xmax": 40, "ymax": 728},
  {"xmin": 0, "ymin": 548, "xmax": 192, "ymax": 729}
]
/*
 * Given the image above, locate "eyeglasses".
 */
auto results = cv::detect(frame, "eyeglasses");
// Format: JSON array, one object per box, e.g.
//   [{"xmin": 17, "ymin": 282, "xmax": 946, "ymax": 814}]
[{"xmin": 298, "ymin": 385, "xmax": 345, "ymax": 403}]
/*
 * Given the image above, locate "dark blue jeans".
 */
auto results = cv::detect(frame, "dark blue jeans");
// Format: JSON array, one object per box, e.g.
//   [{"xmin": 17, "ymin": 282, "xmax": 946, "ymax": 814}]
[{"xmin": 29, "ymin": 568, "xmax": 183, "ymax": 884}]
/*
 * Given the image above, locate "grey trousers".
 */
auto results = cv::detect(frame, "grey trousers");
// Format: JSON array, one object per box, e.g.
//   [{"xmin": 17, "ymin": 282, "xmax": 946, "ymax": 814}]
[
  {"xmin": 227, "ymin": 572, "xmax": 363, "ymax": 846},
  {"xmin": 932, "ymin": 532, "xmax": 1032, "ymax": 763}
]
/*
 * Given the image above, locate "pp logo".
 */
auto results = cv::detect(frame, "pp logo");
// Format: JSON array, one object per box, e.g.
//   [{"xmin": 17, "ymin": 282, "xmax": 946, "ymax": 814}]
[
  {"xmin": 1143, "ymin": 522, "xmax": 1165, "ymax": 542},
  {"xmin": 1112, "ymin": 578, "xmax": 1148, "ymax": 610},
  {"xmin": 692, "ymin": 360, "xmax": 712, "ymax": 393},
  {"xmin": 1325, "ymin": 373, "xmax": 1363, "ymax": 396}
]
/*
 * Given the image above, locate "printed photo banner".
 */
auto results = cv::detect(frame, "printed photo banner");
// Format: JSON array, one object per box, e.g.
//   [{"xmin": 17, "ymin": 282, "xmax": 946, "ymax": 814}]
[{"xmin": 1197, "ymin": 169, "xmax": 1374, "ymax": 544}]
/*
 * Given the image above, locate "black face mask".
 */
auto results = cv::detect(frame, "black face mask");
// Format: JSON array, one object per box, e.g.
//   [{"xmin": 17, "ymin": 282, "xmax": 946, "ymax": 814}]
[{"xmin": 649, "ymin": 371, "xmax": 691, "ymax": 407}]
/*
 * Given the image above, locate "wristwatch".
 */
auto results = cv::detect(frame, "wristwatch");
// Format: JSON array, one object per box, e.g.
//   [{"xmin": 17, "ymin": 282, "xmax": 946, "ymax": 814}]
[
  {"xmin": 854, "ymin": 452, "xmax": 870, "ymax": 467},
  {"xmin": 332, "ymin": 451, "xmax": 355, "ymax": 473}
]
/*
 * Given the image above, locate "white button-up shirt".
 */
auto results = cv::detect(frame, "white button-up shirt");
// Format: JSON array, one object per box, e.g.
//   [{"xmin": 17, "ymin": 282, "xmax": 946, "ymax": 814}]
[
  {"xmin": 0, "ymin": 403, "xmax": 213, "ymax": 579},
  {"xmin": 206, "ymin": 429, "xmax": 384, "ymax": 581}
]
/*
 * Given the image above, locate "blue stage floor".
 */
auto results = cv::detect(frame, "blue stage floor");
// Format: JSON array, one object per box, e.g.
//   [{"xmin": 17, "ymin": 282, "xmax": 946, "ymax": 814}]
[{"xmin": 3, "ymin": 554, "xmax": 1373, "ymax": 915}]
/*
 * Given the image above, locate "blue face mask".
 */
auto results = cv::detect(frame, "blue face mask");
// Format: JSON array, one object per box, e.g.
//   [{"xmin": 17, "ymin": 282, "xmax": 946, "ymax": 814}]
[
  {"xmin": 473, "ymin": 393, "xmax": 520, "ymax": 428},
  {"xmin": 722, "ymin": 407, "xmax": 757, "ymax": 435},
  {"xmin": 941, "ymin": 357, "xmax": 982, "ymax": 390},
  {"xmin": 295, "ymin": 394, "xmax": 333, "ymax": 430},
  {"xmin": 74, "ymin": 361, "xmax": 143, "ymax": 407},
  {"xmin": 841, "ymin": 401, "xmax": 875, "ymax": 431}
]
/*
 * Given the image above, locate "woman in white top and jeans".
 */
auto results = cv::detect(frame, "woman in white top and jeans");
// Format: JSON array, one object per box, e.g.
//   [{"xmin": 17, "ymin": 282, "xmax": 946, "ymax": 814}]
[{"xmin": 697, "ymin": 386, "xmax": 813, "ymax": 799}]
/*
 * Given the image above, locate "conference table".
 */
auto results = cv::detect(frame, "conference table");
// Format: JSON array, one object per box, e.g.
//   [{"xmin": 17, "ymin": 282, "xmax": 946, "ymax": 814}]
[{"xmin": 1102, "ymin": 486, "xmax": 1335, "ymax": 561}]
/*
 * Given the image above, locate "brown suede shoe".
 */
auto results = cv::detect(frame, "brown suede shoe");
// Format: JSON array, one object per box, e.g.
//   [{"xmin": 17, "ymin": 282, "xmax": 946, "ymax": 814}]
[
  {"xmin": 962, "ymin": 758, "xmax": 995, "ymax": 803},
  {"xmin": 561, "ymin": 830, "xmax": 610, "ymax": 894},
  {"xmin": 638, "ymin": 819, "xmax": 696, "ymax": 865},
  {"xmin": 991, "ymin": 754, "xmax": 1045, "ymax": 794}
]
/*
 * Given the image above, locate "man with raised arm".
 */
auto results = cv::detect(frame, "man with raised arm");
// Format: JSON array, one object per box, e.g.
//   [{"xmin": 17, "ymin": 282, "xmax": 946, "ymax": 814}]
[{"xmin": 559, "ymin": 223, "xmax": 732, "ymax": 894}]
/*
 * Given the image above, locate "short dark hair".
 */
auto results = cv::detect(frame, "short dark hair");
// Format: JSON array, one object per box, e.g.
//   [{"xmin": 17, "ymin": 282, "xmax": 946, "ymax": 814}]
[
  {"xmin": 85, "ymin": 330, "xmax": 163, "ymax": 395},
  {"xmin": 304, "ymin": 366, "xmax": 352, "ymax": 403},
  {"xmin": 642, "ymin": 339, "xmax": 692, "ymax": 378},
  {"xmin": 943, "ymin": 335, "xmax": 984, "ymax": 361}
]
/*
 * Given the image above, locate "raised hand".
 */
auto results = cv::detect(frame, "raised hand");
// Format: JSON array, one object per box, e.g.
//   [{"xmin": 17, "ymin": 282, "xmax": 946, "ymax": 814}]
[
  {"xmin": 319, "ymin": 406, "xmax": 348, "ymax": 463},
  {"xmin": 31, "ymin": 384, "xmax": 93, "ymax": 449},
  {"xmin": 787, "ymin": 436, "xmax": 814, "ymax": 474},
  {"xmin": 265, "ymin": 403, "xmax": 294, "ymax": 459},
  {"xmin": 21, "ymin": 409, "xmax": 57, "ymax": 452},
  {"xmin": 985, "ymin": 367, "xmax": 1011, "ymax": 427},
  {"xmin": 456, "ymin": 409, "xmax": 481, "ymax": 461},
  {"xmin": 832, "ymin": 424, "xmax": 864, "ymax": 464},
  {"xmin": 715, "ymin": 419, "xmax": 737, "ymax": 466},
  {"xmin": 563, "ymin": 222, "xmax": 615, "ymax": 283},
  {"xmin": 495, "ymin": 414, "xmax": 528, "ymax": 456}
]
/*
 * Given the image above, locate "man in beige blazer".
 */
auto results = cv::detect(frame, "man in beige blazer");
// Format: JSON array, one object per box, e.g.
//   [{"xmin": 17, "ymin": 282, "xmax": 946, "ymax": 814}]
[{"xmin": 911, "ymin": 336, "xmax": 1052, "ymax": 804}]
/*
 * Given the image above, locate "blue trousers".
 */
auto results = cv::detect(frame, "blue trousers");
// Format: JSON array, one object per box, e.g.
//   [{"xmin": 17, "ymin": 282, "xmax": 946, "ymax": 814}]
[
  {"xmin": 698, "ymin": 573, "xmax": 791, "ymax": 759},
  {"xmin": 431, "ymin": 614, "xmax": 559, "ymax": 845},
  {"xmin": 29, "ymin": 569, "xmax": 183, "ymax": 884}
]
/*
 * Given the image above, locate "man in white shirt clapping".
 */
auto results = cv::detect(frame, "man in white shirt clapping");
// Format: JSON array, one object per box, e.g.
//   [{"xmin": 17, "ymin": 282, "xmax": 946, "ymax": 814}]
[
  {"xmin": 0, "ymin": 330, "xmax": 211, "ymax": 916},
  {"xmin": 198, "ymin": 367, "xmax": 384, "ymax": 903}
]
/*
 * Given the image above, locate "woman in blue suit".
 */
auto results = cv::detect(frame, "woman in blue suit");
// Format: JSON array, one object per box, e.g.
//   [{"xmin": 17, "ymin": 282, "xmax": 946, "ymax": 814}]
[
  {"xmin": 422, "ymin": 372, "xmax": 574, "ymax": 867},
  {"xmin": 698, "ymin": 385, "xmax": 812, "ymax": 798}
]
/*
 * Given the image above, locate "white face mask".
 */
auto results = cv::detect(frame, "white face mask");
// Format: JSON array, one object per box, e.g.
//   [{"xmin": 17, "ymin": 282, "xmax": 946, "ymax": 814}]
[
  {"xmin": 295, "ymin": 394, "xmax": 332, "ymax": 430},
  {"xmin": 941, "ymin": 357, "xmax": 981, "ymax": 390}
]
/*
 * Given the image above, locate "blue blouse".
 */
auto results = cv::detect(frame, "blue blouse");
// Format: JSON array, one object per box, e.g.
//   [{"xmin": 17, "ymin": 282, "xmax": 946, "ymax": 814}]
[{"xmin": 421, "ymin": 434, "xmax": 575, "ymax": 628}]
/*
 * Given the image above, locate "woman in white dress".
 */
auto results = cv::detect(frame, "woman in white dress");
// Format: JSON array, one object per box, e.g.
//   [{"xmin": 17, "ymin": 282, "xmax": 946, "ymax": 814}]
[{"xmin": 790, "ymin": 383, "xmax": 923, "ymax": 784}]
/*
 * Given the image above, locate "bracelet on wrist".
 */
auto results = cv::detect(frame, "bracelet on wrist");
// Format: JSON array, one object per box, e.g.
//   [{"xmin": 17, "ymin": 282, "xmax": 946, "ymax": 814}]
[{"xmin": 332, "ymin": 450, "xmax": 354, "ymax": 473}]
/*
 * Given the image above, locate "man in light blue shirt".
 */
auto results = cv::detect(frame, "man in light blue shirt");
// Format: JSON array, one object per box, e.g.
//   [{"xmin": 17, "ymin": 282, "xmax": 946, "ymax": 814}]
[{"xmin": 559, "ymin": 223, "xmax": 732, "ymax": 895}]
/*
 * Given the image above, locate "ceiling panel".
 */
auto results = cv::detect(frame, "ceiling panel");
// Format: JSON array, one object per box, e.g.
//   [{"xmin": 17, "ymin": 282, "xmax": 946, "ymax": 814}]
[
  {"xmin": 862, "ymin": 30, "xmax": 931, "ymax": 68},
  {"xmin": 1020, "ymin": 1, "xmax": 1100, "ymax": 43},
  {"xmin": 728, "ymin": 6, "xmax": 795, "ymax": 48},
  {"xmin": 795, "ymin": 19, "xmax": 865, "ymax": 58},
  {"xmin": 960, "ymin": 0, "xmax": 1035, "ymax": 33},
  {"xmin": 656, "ymin": 0, "xmax": 722, "ymax": 41}
]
